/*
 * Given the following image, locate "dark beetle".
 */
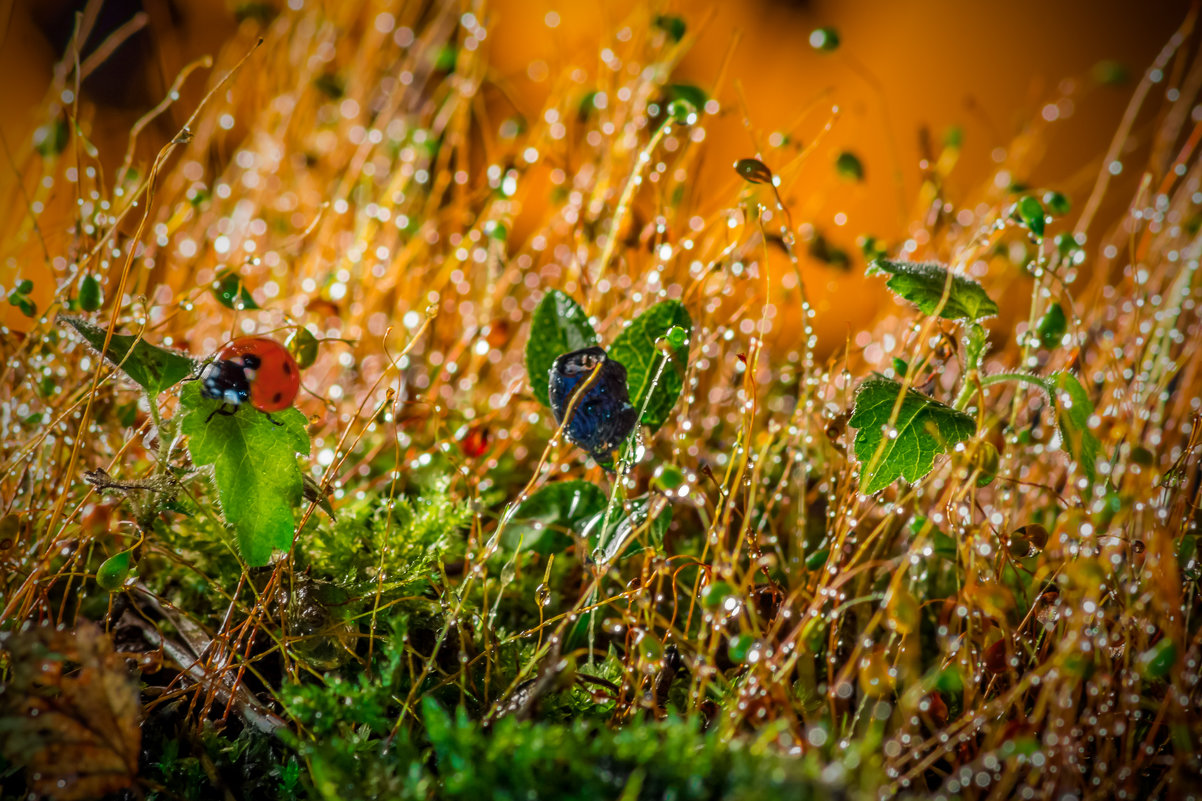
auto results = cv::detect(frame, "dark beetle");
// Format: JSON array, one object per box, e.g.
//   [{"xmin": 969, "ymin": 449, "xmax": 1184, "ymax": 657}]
[{"xmin": 548, "ymin": 346, "xmax": 638, "ymax": 464}]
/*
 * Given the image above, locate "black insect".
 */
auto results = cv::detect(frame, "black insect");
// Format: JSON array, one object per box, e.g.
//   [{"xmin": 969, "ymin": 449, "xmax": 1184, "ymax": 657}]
[{"xmin": 548, "ymin": 346, "xmax": 638, "ymax": 465}]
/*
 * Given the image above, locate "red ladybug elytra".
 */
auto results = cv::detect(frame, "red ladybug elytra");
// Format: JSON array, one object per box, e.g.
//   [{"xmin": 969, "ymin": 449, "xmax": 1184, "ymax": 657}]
[{"xmin": 199, "ymin": 336, "xmax": 300, "ymax": 424}]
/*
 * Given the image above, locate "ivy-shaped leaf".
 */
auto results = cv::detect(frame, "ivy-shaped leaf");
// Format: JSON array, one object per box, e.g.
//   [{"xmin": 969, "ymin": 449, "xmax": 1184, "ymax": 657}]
[
  {"xmin": 60, "ymin": 316, "xmax": 197, "ymax": 396},
  {"xmin": 849, "ymin": 378, "xmax": 977, "ymax": 494},
  {"xmin": 501, "ymin": 480, "xmax": 607, "ymax": 554},
  {"xmin": 868, "ymin": 259, "xmax": 999, "ymax": 322},
  {"xmin": 1050, "ymin": 371, "xmax": 1098, "ymax": 484},
  {"xmin": 525, "ymin": 290, "xmax": 600, "ymax": 408},
  {"xmin": 607, "ymin": 300, "xmax": 692, "ymax": 433},
  {"xmin": 179, "ymin": 382, "xmax": 310, "ymax": 566}
]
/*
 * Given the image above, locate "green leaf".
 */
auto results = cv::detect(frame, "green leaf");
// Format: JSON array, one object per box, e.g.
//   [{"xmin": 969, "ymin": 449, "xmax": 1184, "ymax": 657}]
[
  {"xmin": 434, "ymin": 45, "xmax": 457, "ymax": 72},
  {"xmin": 807, "ymin": 231, "xmax": 851, "ymax": 270},
  {"xmin": 932, "ymin": 529, "xmax": 957, "ymax": 561},
  {"xmin": 179, "ymin": 382, "xmax": 310, "ymax": 566},
  {"xmin": 809, "ymin": 27, "xmax": 840, "ymax": 52},
  {"xmin": 727, "ymin": 633, "xmax": 754, "ymax": 663},
  {"xmin": 8, "ymin": 290, "xmax": 36, "ymax": 318},
  {"xmin": 653, "ymin": 14, "xmax": 687, "ymax": 43},
  {"xmin": 666, "ymin": 84, "xmax": 707, "ymax": 112},
  {"xmin": 60, "ymin": 316, "xmax": 197, "ymax": 395},
  {"xmin": 834, "ymin": 151, "xmax": 864, "ymax": 181},
  {"xmin": 213, "ymin": 269, "xmax": 261, "ymax": 310},
  {"xmin": 607, "ymin": 300, "xmax": 692, "ymax": 433},
  {"xmin": 1036, "ymin": 302, "xmax": 1067, "ymax": 349},
  {"xmin": 33, "ymin": 119, "xmax": 69, "ymax": 158},
  {"xmin": 666, "ymin": 99, "xmax": 697, "ymax": 126},
  {"xmin": 1092, "ymin": 60, "xmax": 1129, "ymax": 86},
  {"xmin": 1138, "ymin": 637, "xmax": 1177, "ymax": 680},
  {"xmin": 849, "ymin": 378, "xmax": 977, "ymax": 494},
  {"xmin": 1055, "ymin": 232, "xmax": 1083, "ymax": 260},
  {"xmin": 652, "ymin": 464, "xmax": 685, "ymax": 491},
  {"xmin": 314, "ymin": 72, "xmax": 344, "ymax": 99},
  {"xmin": 578, "ymin": 90, "xmax": 603, "ymax": 120},
  {"xmin": 701, "ymin": 581, "xmax": 734, "ymax": 610},
  {"xmin": 589, "ymin": 493, "xmax": 672, "ymax": 563},
  {"xmin": 287, "ymin": 328, "xmax": 319, "ymax": 369},
  {"xmin": 501, "ymin": 480, "xmax": 607, "ymax": 554},
  {"xmin": 525, "ymin": 290, "xmax": 600, "ymax": 408},
  {"xmin": 96, "ymin": 550, "xmax": 133, "ymax": 591},
  {"xmin": 1042, "ymin": 191, "xmax": 1071, "ymax": 217},
  {"xmin": 857, "ymin": 234, "xmax": 887, "ymax": 262},
  {"xmin": 868, "ymin": 259, "xmax": 999, "ymax": 322},
  {"xmin": 1050, "ymin": 371, "xmax": 1099, "ymax": 484},
  {"xmin": 78, "ymin": 274, "xmax": 103, "ymax": 312},
  {"xmin": 1017, "ymin": 196, "xmax": 1046, "ymax": 237}
]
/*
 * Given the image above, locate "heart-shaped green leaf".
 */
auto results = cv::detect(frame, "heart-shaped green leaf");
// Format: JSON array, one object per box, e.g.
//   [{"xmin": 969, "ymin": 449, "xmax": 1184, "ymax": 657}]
[
  {"xmin": 607, "ymin": 300, "xmax": 692, "ymax": 433},
  {"xmin": 525, "ymin": 290, "xmax": 600, "ymax": 408}
]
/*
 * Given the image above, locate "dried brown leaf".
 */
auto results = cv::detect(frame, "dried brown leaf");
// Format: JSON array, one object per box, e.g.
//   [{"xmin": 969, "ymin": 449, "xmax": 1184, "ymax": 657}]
[{"xmin": 0, "ymin": 623, "xmax": 141, "ymax": 800}]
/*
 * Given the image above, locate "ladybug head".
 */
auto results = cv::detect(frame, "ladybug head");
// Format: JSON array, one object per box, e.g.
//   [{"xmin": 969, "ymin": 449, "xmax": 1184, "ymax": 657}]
[{"xmin": 200, "ymin": 358, "xmax": 251, "ymax": 406}]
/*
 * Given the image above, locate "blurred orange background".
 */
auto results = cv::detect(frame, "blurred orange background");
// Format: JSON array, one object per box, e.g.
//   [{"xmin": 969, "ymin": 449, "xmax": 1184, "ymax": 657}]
[{"xmin": 0, "ymin": 0, "xmax": 1190, "ymax": 341}]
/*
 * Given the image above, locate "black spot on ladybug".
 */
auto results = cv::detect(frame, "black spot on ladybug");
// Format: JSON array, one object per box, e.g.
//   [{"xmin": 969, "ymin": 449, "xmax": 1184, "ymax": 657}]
[
  {"xmin": 283, "ymin": 362, "xmax": 293, "ymax": 374},
  {"xmin": 273, "ymin": 392, "xmax": 283, "ymax": 403},
  {"xmin": 548, "ymin": 346, "xmax": 638, "ymax": 465}
]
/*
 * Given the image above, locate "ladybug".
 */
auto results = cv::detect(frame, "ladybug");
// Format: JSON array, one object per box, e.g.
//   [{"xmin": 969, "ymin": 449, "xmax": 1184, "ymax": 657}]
[{"xmin": 199, "ymin": 336, "xmax": 300, "ymax": 424}]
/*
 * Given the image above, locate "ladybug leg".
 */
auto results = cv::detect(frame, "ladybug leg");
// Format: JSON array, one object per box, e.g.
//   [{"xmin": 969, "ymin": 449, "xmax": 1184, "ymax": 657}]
[
  {"xmin": 263, "ymin": 412, "xmax": 284, "ymax": 427},
  {"xmin": 205, "ymin": 403, "xmax": 238, "ymax": 423}
]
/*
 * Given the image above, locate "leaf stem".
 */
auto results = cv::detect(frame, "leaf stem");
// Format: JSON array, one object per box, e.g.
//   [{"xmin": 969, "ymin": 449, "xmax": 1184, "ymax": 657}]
[
  {"xmin": 955, "ymin": 370, "xmax": 1052, "ymax": 412},
  {"xmin": 979, "ymin": 372, "xmax": 1051, "ymax": 392},
  {"xmin": 951, "ymin": 375, "xmax": 977, "ymax": 412}
]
